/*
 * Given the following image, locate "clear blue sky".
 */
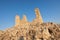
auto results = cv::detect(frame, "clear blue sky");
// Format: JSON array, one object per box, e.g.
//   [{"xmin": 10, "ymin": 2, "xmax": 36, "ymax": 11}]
[{"xmin": 0, "ymin": 0, "xmax": 60, "ymax": 30}]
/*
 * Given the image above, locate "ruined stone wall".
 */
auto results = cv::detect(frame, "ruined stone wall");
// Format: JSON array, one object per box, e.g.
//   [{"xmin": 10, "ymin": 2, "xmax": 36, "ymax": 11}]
[{"xmin": 0, "ymin": 8, "xmax": 60, "ymax": 40}]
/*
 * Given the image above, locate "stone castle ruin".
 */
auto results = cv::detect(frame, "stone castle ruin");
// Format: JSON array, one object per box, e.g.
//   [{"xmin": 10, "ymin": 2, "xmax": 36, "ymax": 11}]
[
  {"xmin": 0, "ymin": 8, "xmax": 60, "ymax": 40},
  {"xmin": 15, "ymin": 8, "xmax": 43, "ymax": 26}
]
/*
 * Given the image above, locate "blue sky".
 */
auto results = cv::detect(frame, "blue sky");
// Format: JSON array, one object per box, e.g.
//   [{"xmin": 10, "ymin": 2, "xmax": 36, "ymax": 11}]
[{"xmin": 0, "ymin": 0, "xmax": 60, "ymax": 30}]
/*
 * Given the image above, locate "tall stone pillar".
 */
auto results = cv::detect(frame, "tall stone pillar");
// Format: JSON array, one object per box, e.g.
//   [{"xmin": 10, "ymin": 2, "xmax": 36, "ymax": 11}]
[
  {"xmin": 22, "ymin": 15, "xmax": 27, "ymax": 22},
  {"xmin": 15, "ymin": 15, "xmax": 20, "ymax": 26},
  {"xmin": 35, "ymin": 8, "xmax": 43, "ymax": 23}
]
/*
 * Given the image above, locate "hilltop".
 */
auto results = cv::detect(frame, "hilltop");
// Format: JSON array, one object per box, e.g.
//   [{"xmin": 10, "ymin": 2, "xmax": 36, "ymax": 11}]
[{"xmin": 0, "ymin": 8, "xmax": 60, "ymax": 40}]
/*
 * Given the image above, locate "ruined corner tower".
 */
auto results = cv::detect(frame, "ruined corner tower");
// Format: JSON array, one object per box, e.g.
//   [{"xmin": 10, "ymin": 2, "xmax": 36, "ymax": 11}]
[
  {"xmin": 22, "ymin": 15, "xmax": 27, "ymax": 22},
  {"xmin": 35, "ymin": 8, "xmax": 43, "ymax": 23},
  {"xmin": 15, "ymin": 15, "xmax": 20, "ymax": 26}
]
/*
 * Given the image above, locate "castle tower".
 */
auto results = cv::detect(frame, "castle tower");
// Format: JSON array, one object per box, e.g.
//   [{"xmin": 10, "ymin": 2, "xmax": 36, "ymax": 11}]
[
  {"xmin": 15, "ymin": 15, "xmax": 20, "ymax": 26},
  {"xmin": 35, "ymin": 8, "xmax": 43, "ymax": 23},
  {"xmin": 22, "ymin": 15, "xmax": 27, "ymax": 22}
]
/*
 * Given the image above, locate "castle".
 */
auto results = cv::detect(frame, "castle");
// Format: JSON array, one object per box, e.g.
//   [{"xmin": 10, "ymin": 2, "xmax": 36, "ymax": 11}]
[
  {"xmin": 15, "ymin": 8, "xmax": 43, "ymax": 26},
  {"xmin": 0, "ymin": 8, "xmax": 60, "ymax": 40}
]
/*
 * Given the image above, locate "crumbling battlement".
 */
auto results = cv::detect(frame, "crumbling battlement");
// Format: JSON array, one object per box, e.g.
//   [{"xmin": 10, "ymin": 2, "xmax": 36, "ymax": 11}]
[{"xmin": 15, "ymin": 8, "xmax": 43, "ymax": 26}]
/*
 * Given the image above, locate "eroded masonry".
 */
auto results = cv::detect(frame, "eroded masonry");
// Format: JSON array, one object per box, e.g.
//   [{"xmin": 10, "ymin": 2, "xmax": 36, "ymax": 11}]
[{"xmin": 0, "ymin": 8, "xmax": 60, "ymax": 40}]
